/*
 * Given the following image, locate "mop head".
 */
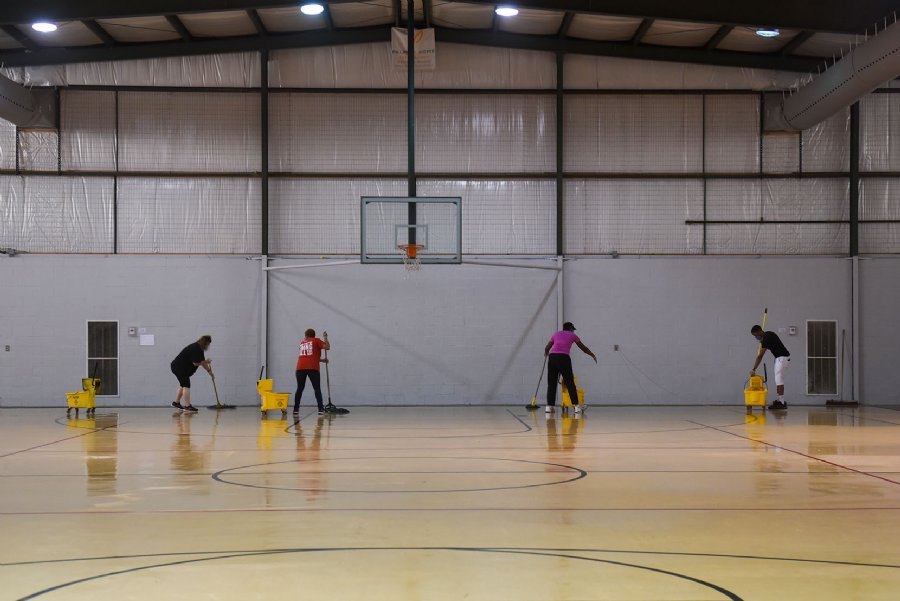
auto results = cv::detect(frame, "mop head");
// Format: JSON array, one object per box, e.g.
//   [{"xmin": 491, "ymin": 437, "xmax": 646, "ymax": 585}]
[
  {"xmin": 325, "ymin": 404, "xmax": 350, "ymax": 415},
  {"xmin": 207, "ymin": 404, "xmax": 236, "ymax": 410},
  {"xmin": 525, "ymin": 403, "xmax": 539, "ymax": 410}
]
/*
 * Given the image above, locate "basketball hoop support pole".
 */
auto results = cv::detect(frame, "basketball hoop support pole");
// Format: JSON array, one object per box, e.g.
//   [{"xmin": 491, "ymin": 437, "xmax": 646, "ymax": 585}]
[
  {"xmin": 264, "ymin": 260, "xmax": 360, "ymax": 272},
  {"xmin": 557, "ymin": 255, "xmax": 564, "ymax": 331}
]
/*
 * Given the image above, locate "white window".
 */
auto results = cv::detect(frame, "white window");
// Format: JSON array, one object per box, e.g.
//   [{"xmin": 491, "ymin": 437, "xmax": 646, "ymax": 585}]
[
  {"xmin": 806, "ymin": 320, "xmax": 837, "ymax": 395},
  {"xmin": 87, "ymin": 321, "xmax": 118, "ymax": 396}
]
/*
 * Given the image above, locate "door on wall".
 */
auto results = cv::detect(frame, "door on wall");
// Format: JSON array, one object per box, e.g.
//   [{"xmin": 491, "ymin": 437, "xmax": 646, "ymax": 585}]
[
  {"xmin": 87, "ymin": 321, "xmax": 118, "ymax": 396},
  {"xmin": 806, "ymin": 320, "xmax": 837, "ymax": 396}
]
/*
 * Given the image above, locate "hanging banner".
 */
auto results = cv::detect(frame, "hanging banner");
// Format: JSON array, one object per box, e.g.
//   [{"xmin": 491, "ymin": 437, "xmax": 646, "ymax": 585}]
[{"xmin": 391, "ymin": 27, "xmax": 436, "ymax": 70}]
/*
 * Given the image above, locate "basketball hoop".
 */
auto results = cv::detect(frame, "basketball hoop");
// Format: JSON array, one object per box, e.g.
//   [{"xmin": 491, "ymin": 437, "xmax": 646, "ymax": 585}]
[{"xmin": 398, "ymin": 244, "xmax": 425, "ymax": 271}]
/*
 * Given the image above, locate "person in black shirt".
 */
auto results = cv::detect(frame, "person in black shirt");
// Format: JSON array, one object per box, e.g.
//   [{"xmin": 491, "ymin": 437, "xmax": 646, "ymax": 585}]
[
  {"xmin": 750, "ymin": 325, "xmax": 791, "ymax": 410},
  {"xmin": 170, "ymin": 335, "xmax": 214, "ymax": 413}
]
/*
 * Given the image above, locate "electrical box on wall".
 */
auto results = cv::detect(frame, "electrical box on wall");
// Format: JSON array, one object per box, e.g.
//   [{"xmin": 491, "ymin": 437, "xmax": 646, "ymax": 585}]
[
  {"xmin": 128, "ymin": 327, "xmax": 137, "ymax": 336},
  {"xmin": 788, "ymin": 326, "xmax": 797, "ymax": 336}
]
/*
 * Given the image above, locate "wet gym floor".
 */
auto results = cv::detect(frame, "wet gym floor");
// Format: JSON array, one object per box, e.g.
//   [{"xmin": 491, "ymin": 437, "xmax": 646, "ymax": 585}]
[{"xmin": 1, "ymin": 405, "xmax": 899, "ymax": 600}]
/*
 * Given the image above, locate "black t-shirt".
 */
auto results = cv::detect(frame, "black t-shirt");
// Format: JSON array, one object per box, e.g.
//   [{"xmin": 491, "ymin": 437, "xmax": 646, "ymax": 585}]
[
  {"xmin": 761, "ymin": 331, "xmax": 790, "ymax": 358},
  {"xmin": 172, "ymin": 342, "xmax": 205, "ymax": 375}
]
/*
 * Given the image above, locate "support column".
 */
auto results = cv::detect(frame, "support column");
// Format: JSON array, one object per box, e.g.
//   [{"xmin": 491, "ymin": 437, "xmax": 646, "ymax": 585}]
[
  {"xmin": 850, "ymin": 102, "xmax": 860, "ymax": 402},
  {"xmin": 557, "ymin": 256, "xmax": 564, "ymax": 330},
  {"xmin": 407, "ymin": 0, "xmax": 417, "ymax": 243},
  {"xmin": 555, "ymin": 51, "xmax": 564, "ymax": 256},
  {"xmin": 261, "ymin": 49, "xmax": 269, "ymax": 256}
]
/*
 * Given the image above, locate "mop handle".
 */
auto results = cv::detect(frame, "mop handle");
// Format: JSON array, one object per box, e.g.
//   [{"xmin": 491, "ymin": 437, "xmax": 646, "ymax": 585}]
[
  {"xmin": 533, "ymin": 355, "xmax": 548, "ymax": 399},
  {"xmin": 322, "ymin": 332, "xmax": 332, "ymax": 404}
]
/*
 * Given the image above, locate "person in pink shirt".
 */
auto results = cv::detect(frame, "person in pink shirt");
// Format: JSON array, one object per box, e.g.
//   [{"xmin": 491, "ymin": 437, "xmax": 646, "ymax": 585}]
[{"xmin": 543, "ymin": 322, "xmax": 597, "ymax": 414}]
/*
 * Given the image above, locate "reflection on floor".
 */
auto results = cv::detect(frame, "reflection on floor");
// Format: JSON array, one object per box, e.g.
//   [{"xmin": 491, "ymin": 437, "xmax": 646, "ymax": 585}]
[{"xmin": 1, "ymin": 406, "xmax": 899, "ymax": 600}]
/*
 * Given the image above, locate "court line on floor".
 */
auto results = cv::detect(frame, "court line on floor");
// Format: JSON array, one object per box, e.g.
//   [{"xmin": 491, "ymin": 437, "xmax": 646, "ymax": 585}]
[
  {"xmin": 3, "ymin": 545, "xmax": 897, "ymax": 571},
  {"xmin": 10, "ymin": 547, "xmax": 746, "ymax": 601},
  {"xmin": 0, "ymin": 425, "xmax": 119, "ymax": 459},
  {"xmin": 3, "ymin": 506, "xmax": 899, "ymax": 516},
  {"xmin": 690, "ymin": 420, "xmax": 900, "ymax": 487},
  {"xmin": 212, "ymin": 456, "xmax": 588, "ymax": 493}
]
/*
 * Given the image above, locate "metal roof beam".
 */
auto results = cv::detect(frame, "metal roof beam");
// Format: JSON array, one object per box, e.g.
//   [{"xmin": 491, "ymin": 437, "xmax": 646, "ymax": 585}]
[
  {"xmin": 704, "ymin": 25, "xmax": 734, "ymax": 50},
  {"xmin": 165, "ymin": 14, "xmax": 194, "ymax": 42},
  {"xmin": 83, "ymin": 19, "xmax": 117, "ymax": 46},
  {"xmin": 246, "ymin": 9, "xmax": 268, "ymax": 36},
  {"xmin": 630, "ymin": 18, "xmax": 654, "ymax": 45},
  {"xmin": 453, "ymin": 0, "xmax": 896, "ymax": 35},
  {"xmin": 558, "ymin": 12, "xmax": 575, "ymax": 39},
  {"xmin": 0, "ymin": 0, "xmax": 893, "ymax": 34},
  {"xmin": 1, "ymin": 25, "xmax": 39, "ymax": 51},
  {"xmin": 779, "ymin": 30, "xmax": 815, "ymax": 56},
  {"xmin": 0, "ymin": 26, "xmax": 825, "ymax": 72}
]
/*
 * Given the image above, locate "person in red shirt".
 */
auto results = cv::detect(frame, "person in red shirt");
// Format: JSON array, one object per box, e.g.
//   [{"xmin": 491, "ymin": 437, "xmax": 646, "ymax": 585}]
[{"xmin": 294, "ymin": 329, "xmax": 330, "ymax": 414}]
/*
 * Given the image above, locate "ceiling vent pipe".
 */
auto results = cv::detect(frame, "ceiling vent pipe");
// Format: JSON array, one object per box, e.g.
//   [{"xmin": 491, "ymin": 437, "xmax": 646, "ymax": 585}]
[
  {"xmin": 768, "ymin": 17, "xmax": 900, "ymax": 131},
  {"xmin": 0, "ymin": 72, "xmax": 54, "ymax": 127}
]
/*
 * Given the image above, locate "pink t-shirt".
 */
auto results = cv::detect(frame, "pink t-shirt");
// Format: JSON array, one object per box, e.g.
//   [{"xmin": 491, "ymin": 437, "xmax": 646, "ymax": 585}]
[{"xmin": 549, "ymin": 330, "xmax": 580, "ymax": 354}]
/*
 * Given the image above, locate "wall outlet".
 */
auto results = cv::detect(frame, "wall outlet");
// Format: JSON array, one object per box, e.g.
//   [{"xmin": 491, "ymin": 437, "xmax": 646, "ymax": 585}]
[
  {"xmin": 613, "ymin": 344, "xmax": 619, "ymax": 351},
  {"xmin": 4, "ymin": 345, "xmax": 9, "ymax": 352},
  {"xmin": 128, "ymin": 327, "xmax": 137, "ymax": 336}
]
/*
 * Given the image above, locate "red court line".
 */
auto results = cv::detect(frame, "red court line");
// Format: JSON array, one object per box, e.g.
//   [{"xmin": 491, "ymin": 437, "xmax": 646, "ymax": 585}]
[{"xmin": 690, "ymin": 420, "xmax": 900, "ymax": 487}]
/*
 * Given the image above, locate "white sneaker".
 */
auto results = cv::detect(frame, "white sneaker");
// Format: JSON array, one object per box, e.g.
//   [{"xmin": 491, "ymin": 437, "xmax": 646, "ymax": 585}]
[
  {"xmin": 574, "ymin": 404, "xmax": 582, "ymax": 413},
  {"xmin": 545, "ymin": 405, "xmax": 554, "ymax": 414}
]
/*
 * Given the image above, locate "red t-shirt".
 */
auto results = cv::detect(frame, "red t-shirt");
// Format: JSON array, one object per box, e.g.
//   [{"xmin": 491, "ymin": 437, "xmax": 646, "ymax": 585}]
[{"xmin": 295, "ymin": 338, "xmax": 325, "ymax": 371}]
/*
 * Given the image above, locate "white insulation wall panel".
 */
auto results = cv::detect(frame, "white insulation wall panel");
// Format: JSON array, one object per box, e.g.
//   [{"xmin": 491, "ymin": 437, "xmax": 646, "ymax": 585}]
[
  {"xmin": 269, "ymin": 178, "xmax": 407, "ymax": 255},
  {"xmin": 1, "ymin": 52, "xmax": 260, "ymax": 87},
  {"xmin": 0, "ymin": 176, "xmax": 114, "ymax": 253},
  {"xmin": 860, "ymin": 178, "xmax": 900, "ymax": 254},
  {"xmin": 704, "ymin": 95, "xmax": 759, "ymax": 173},
  {"xmin": 564, "ymin": 179, "xmax": 703, "ymax": 254},
  {"xmin": 417, "ymin": 179, "xmax": 556, "ymax": 254},
  {"xmin": 803, "ymin": 107, "xmax": 849, "ymax": 172},
  {"xmin": 705, "ymin": 179, "xmax": 849, "ymax": 254},
  {"xmin": 416, "ymin": 95, "xmax": 555, "ymax": 173},
  {"xmin": 860, "ymin": 94, "xmax": 900, "ymax": 172},
  {"xmin": 17, "ymin": 131, "xmax": 58, "ymax": 172},
  {"xmin": 61, "ymin": 90, "xmax": 116, "ymax": 171},
  {"xmin": 0, "ymin": 119, "xmax": 15, "ymax": 170},
  {"xmin": 269, "ymin": 93, "xmax": 406, "ymax": 173},
  {"xmin": 269, "ymin": 43, "xmax": 556, "ymax": 89},
  {"xmin": 565, "ymin": 95, "xmax": 703, "ymax": 173},
  {"xmin": 762, "ymin": 132, "xmax": 800, "ymax": 174},
  {"xmin": 117, "ymin": 177, "xmax": 260, "ymax": 253},
  {"xmin": 118, "ymin": 91, "xmax": 260, "ymax": 172},
  {"xmin": 564, "ymin": 54, "xmax": 803, "ymax": 90}
]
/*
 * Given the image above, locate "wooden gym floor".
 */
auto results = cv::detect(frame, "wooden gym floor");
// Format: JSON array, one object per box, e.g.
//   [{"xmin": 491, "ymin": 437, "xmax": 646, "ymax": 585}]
[{"xmin": 1, "ymin": 405, "xmax": 899, "ymax": 600}]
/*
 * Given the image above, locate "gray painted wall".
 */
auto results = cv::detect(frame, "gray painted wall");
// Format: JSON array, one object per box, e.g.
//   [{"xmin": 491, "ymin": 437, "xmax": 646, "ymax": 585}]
[
  {"xmin": 0, "ymin": 256, "xmax": 261, "ymax": 407},
  {"xmin": 859, "ymin": 257, "xmax": 900, "ymax": 404},
  {"xmin": 2, "ymin": 254, "xmax": 895, "ymax": 407}
]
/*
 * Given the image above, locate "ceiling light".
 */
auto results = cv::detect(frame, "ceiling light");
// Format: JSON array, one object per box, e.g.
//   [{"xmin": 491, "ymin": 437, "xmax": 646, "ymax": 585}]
[
  {"xmin": 31, "ymin": 22, "xmax": 58, "ymax": 33},
  {"xmin": 755, "ymin": 28, "xmax": 781, "ymax": 38},
  {"xmin": 300, "ymin": 3, "xmax": 325, "ymax": 16},
  {"xmin": 495, "ymin": 7, "xmax": 519, "ymax": 17}
]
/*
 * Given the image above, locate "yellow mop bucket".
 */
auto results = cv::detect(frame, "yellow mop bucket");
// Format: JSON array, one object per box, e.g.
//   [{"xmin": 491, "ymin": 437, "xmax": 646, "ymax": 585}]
[
  {"xmin": 257, "ymin": 378, "xmax": 290, "ymax": 415},
  {"xmin": 66, "ymin": 377, "xmax": 101, "ymax": 415},
  {"xmin": 561, "ymin": 375, "xmax": 586, "ymax": 408},
  {"xmin": 744, "ymin": 374, "xmax": 767, "ymax": 407}
]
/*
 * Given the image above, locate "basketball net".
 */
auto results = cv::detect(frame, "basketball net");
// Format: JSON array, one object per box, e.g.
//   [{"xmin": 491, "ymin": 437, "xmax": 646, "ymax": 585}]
[{"xmin": 398, "ymin": 244, "xmax": 424, "ymax": 272}]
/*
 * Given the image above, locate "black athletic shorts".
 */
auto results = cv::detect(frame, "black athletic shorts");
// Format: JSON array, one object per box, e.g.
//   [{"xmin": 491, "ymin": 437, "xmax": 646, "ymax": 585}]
[{"xmin": 171, "ymin": 362, "xmax": 192, "ymax": 388}]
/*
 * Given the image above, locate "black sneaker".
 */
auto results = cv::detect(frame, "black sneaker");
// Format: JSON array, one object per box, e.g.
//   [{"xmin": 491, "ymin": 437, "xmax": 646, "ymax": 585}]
[
  {"xmin": 171, "ymin": 402, "xmax": 184, "ymax": 410},
  {"xmin": 768, "ymin": 401, "xmax": 787, "ymax": 410},
  {"xmin": 183, "ymin": 405, "xmax": 198, "ymax": 413},
  {"xmin": 317, "ymin": 406, "xmax": 326, "ymax": 414},
  {"xmin": 292, "ymin": 408, "xmax": 299, "ymax": 415}
]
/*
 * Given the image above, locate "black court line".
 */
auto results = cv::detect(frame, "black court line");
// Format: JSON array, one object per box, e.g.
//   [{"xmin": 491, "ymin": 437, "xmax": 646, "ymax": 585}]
[
  {"xmin": 12, "ymin": 547, "xmax": 745, "ymax": 601},
  {"xmin": 212, "ymin": 456, "xmax": 587, "ymax": 493},
  {"xmin": 4, "ymin": 506, "xmax": 900, "ymax": 516},
  {"xmin": 691, "ymin": 420, "xmax": 900, "ymax": 487},
  {"xmin": 6, "ymin": 469, "xmax": 900, "ymax": 479},
  {"xmin": 0, "ymin": 424, "xmax": 120, "ymax": 459},
  {"xmin": 4, "ymin": 545, "xmax": 898, "ymax": 571}
]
